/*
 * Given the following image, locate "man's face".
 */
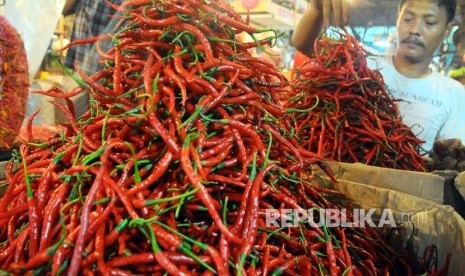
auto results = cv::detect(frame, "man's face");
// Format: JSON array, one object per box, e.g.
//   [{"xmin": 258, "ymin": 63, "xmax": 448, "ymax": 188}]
[{"xmin": 396, "ymin": 0, "xmax": 451, "ymax": 64}]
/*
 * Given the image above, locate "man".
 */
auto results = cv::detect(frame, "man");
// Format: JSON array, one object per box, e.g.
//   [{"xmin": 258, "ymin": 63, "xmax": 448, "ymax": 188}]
[
  {"xmin": 292, "ymin": 0, "xmax": 465, "ymax": 154},
  {"xmin": 63, "ymin": 0, "xmax": 123, "ymax": 75}
]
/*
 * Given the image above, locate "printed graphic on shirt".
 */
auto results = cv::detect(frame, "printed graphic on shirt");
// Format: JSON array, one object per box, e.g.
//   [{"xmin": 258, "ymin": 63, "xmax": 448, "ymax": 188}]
[{"xmin": 395, "ymin": 90, "xmax": 443, "ymax": 108}]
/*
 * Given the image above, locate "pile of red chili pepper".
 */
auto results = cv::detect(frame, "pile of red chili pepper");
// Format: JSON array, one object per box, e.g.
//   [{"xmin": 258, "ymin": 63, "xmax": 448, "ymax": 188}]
[
  {"xmin": 289, "ymin": 28, "xmax": 426, "ymax": 171},
  {"xmin": 0, "ymin": 15, "xmax": 30, "ymax": 150},
  {"xmin": 0, "ymin": 1, "xmax": 429, "ymax": 275}
]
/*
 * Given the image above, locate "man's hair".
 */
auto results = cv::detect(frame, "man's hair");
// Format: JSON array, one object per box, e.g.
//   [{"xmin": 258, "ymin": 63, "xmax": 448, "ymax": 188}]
[{"xmin": 398, "ymin": 0, "xmax": 457, "ymax": 23}]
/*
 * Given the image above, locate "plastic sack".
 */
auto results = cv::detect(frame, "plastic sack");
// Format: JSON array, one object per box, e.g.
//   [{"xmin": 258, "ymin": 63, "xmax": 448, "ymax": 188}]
[
  {"xmin": 0, "ymin": 14, "xmax": 29, "ymax": 150},
  {"xmin": 2, "ymin": 0, "xmax": 65, "ymax": 82}
]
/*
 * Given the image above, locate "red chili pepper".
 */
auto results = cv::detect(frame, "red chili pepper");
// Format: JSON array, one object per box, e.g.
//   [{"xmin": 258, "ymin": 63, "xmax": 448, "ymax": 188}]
[
  {"xmin": 132, "ymin": 13, "xmax": 181, "ymax": 27},
  {"xmin": 67, "ymin": 165, "xmax": 105, "ymax": 275},
  {"xmin": 180, "ymin": 133, "xmax": 241, "ymax": 244},
  {"xmin": 147, "ymin": 112, "xmax": 180, "ymax": 157},
  {"xmin": 239, "ymin": 164, "xmax": 275, "ymax": 258}
]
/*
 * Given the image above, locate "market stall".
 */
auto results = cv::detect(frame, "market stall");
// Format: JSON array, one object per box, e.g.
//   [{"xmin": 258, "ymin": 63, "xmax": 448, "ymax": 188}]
[{"xmin": 1, "ymin": 0, "xmax": 465, "ymax": 275}]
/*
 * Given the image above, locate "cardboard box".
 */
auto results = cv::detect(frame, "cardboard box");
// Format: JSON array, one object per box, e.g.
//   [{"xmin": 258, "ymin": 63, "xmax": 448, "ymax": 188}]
[
  {"xmin": 447, "ymin": 171, "xmax": 465, "ymax": 218},
  {"xmin": 54, "ymin": 91, "xmax": 89, "ymax": 124},
  {"xmin": 315, "ymin": 162, "xmax": 445, "ymax": 204},
  {"xmin": 332, "ymin": 179, "xmax": 465, "ymax": 276}
]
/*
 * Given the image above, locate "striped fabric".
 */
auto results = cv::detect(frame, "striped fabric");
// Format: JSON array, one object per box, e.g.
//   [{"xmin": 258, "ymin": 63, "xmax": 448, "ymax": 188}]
[{"xmin": 64, "ymin": 0, "xmax": 123, "ymax": 75}]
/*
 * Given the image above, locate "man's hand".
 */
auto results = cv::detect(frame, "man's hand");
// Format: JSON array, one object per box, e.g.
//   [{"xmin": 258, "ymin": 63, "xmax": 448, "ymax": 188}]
[
  {"xmin": 292, "ymin": 0, "xmax": 351, "ymax": 57},
  {"xmin": 427, "ymin": 138, "xmax": 465, "ymax": 171},
  {"xmin": 311, "ymin": 0, "xmax": 351, "ymax": 28}
]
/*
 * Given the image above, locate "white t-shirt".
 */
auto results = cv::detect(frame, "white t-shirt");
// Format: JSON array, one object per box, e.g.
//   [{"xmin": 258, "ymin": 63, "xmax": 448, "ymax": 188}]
[{"xmin": 367, "ymin": 55, "xmax": 465, "ymax": 153}]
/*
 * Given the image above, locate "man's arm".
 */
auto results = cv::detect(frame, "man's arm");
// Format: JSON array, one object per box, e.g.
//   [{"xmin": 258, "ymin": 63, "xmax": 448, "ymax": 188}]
[{"xmin": 291, "ymin": 0, "xmax": 350, "ymax": 57}]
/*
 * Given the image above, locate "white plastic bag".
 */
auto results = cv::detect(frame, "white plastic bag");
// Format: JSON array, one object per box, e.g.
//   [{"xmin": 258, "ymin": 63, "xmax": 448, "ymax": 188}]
[{"xmin": 2, "ymin": 0, "xmax": 65, "ymax": 82}]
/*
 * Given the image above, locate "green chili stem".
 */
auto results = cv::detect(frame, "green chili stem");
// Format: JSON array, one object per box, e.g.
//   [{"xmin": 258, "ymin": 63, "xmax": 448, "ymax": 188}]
[
  {"xmin": 22, "ymin": 152, "xmax": 33, "ymax": 199},
  {"xmin": 236, "ymin": 254, "xmax": 247, "ymax": 276},
  {"xmin": 72, "ymin": 133, "xmax": 84, "ymax": 167},
  {"xmin": 222, "ymin": 196, "xmax": 229, "ymax": 226},
  {"xmin": 81, "ymin": 146, "xmax": 105, "ymax": 165},
  {"xmin": 125, "ymin": 142, "xmax": 141, "ymax": 184},
  {"xmin": 262, "ymin": 131, "xmax": 273, "ymax": 170},
  {"xmin": 58, "ymin": 59, "xmax": 88, "ymax": 87},
  {"xmin": 143, "ymin": 187, "xmax": 199, "ymax": 206},
  {"xmin": 286, "ymin": 96, "xmax": 320, "ymax": 113}
]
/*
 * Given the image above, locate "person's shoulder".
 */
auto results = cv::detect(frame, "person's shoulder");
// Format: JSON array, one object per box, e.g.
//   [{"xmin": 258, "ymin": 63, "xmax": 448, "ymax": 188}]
[{"xmin": 433, "ymin": 71, "xmax": 465, "ymax": 92}]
